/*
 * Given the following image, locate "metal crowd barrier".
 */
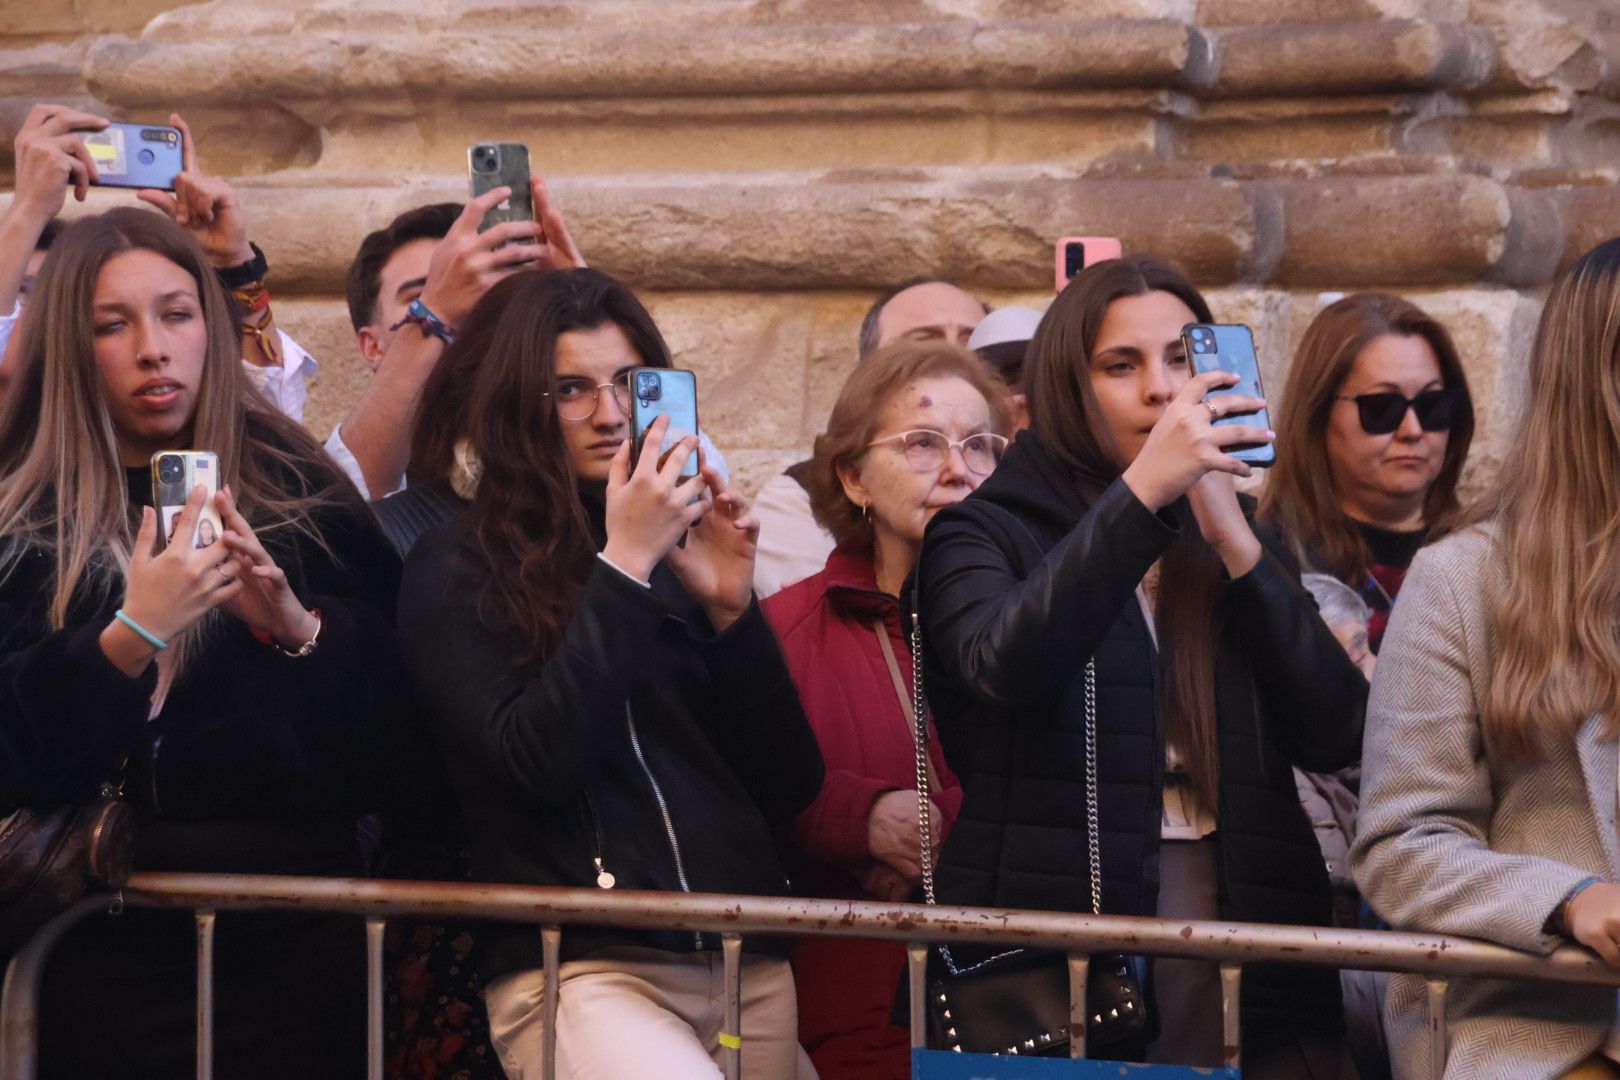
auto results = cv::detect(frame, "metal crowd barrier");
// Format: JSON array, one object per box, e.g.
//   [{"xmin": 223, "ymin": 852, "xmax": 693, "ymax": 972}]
[{"xmin": 6, "ymin": 871, "xmax": 1620, "ymax": 1080}]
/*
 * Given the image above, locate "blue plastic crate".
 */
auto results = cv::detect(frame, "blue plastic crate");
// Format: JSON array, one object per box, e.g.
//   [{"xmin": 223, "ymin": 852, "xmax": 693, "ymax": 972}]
[{"xmin": 912, "ymin": 1048, "xmax": 1241, "ymax": 1079}]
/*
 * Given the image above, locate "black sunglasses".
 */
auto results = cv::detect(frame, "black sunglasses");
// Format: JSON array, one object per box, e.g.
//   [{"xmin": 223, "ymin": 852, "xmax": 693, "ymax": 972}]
[{"xmin": 1334, "ymin": 388, "xmax": 1459, "ymax": 436}]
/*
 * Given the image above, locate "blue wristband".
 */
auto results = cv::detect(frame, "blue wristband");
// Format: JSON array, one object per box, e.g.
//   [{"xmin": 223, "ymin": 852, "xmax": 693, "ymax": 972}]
[{"xmin": 114, "ymin": 609, "xmax": 168, "ymax": 651}]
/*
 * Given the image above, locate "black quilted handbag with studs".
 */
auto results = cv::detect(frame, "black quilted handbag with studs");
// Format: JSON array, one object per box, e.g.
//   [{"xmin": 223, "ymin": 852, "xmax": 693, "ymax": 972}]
[{"xmin": 910, "ymin": 599, "xmax": 1148, "ymax": 1058}]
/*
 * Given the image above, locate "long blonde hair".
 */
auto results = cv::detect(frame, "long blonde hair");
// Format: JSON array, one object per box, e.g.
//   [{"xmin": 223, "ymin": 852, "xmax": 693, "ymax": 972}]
[
  {"xmin": 1477, "ymin": 237, "xmax": 1620, "ymax": 760},
  {"xmin": 0, "ymin": 208, "xmax": 355, "ymax": 667}
]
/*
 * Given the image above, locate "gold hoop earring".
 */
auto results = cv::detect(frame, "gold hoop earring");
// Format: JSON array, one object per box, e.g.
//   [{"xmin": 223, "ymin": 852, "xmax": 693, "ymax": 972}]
[{"xmin": 861, "ymin": 501, "xmax": 872, "ymax": 524}]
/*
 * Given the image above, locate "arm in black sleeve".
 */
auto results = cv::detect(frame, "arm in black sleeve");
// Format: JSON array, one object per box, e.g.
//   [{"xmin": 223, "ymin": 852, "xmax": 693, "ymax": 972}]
[
  {"xmin": 1225, "ymin": 528, "xmax": 1367, "ymax": 773},
  {"xmin": 918, "ymin": 478, "xmax": 1176, "ymax": 711},
  {"xmin": 399, "ymin": 540, "xmax": 668, "ymax": 809},
  {"xmin": 0, "ymin": 555, "xmax": 153, "ymax": 810},
  {"xmin": 691, "ymin": 600, "xmax": 824, "ymax": 821}
]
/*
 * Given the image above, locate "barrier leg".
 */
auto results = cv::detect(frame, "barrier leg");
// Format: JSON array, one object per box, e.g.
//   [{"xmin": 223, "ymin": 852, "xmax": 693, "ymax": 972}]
[
  {"xmin": 0, "ymin": 896, "xmax": 109, "ymax": 1080},
  {"xmin": 1220, "ymin": 963, "xmax": 1242, "ymax": 1071},
  {"xmin": 907, "ymin": 944, "xmax": 928, "ymax": 1050},
  {"xmin": 541, "ymin": 926, "xmax": 561, "ymax": 1080},
  {"xmin": 196, "ymin": 910, "xmax": 216, "ymax": 1080},
  {"xmin": 1426, "ymin": 977, "xmax": 1449, "ymax": 1078},
  {"xmin": 1069, "ymin": 953, "xmax": 1090, "ymax": 1059},
  {"xmin": 722, "ymin": 933, "xmax": 742, "ymax": 1080},
  {"xmin": 366, "ymin": 917, "xmax": 385, "ymax": 1080}
]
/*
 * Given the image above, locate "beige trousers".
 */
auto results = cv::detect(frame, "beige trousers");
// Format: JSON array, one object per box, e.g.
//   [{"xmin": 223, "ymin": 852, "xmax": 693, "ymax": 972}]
[{"xmin": 485, "ymin": 946, "xmax": 810, "ymax": 1080}]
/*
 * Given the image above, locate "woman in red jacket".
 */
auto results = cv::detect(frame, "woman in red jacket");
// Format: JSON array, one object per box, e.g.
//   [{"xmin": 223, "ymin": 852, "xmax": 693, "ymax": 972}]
[{"xmin": 765, "ymin": 339, "xmax": 1011, "ymax": 1080}]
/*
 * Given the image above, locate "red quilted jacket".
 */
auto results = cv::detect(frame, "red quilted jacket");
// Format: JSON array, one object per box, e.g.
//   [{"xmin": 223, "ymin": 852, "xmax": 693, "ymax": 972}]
[{"xmin": 763, "ymin": 543, "xmax": 961, "ymax": 1080}]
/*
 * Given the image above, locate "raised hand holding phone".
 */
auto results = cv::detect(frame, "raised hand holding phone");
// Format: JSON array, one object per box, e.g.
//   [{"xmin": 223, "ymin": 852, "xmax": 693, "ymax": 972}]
[
  {"xmin": 136, "ymin": 114, "xmax": 254, "ymax": 268},
  {"xmin": 102, "ymin": 485, "xmax": 242, "ymax": 676},
  {"xmin": 417, "ymin": 189, "xmax": 546, "ymax": 330},
  {"xmin": 666, "ymin": 465, "xmax": 760, "ymax": 633},
  {"xmin": 1120, "ymin": 369, "xmax": 1271, "ymax": 512},
  {"xmin": 602, "ymin": 414, "xmax": 709, "ymax": 583}
]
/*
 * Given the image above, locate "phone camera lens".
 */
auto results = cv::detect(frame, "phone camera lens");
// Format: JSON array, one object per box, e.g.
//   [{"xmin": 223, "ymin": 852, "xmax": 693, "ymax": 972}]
[
  {"xmin": 158, "ymin": 457, "xmax": 183, "ymax": 483},
  {"xmin": 635, "ymin": 372, "xmax": 661, "ymax": 401}
]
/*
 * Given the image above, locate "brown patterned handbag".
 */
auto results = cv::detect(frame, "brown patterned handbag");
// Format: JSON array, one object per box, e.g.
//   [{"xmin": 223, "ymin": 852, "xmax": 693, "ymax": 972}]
[{"xmin": 0, "ymin": 783, "xmax": 136, "ymax": 953}]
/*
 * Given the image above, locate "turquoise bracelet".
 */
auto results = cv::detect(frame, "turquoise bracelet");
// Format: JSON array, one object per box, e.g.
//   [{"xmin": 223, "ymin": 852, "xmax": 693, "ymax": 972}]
[{"xmin": 114, "ymin": 609, "xmax": 168, "ymax": 651}]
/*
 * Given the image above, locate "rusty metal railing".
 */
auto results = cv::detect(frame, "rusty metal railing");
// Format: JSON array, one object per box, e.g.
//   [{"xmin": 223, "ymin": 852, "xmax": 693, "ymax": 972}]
[{"xmin": 6, "ymin": 871, "xmax": 1620, "ymax": 1080}]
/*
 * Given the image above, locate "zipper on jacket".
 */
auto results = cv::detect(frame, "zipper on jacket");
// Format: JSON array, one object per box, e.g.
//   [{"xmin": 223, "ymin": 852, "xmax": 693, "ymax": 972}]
[
  {"xmin": 147, "ymin": 734, "xmax": 163, "ymax": 817},
  {"xmin": 581, "ymin": 791, "xmax": 615, "ymax": 888},
  {"xmin": 624, "ymin": 702, "xmax": 703, "ymax": 949}
]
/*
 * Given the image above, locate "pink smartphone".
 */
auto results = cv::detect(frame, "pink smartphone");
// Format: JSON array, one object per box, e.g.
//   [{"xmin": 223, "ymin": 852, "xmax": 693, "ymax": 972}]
[{"xmin": 1055, "ymin": 237, "xmax": 1124, "ymax": 291}]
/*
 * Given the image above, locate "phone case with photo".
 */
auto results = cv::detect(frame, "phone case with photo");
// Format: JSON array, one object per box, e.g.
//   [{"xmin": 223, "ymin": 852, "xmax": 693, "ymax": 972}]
[{"xmin": 151, "ymin": 451, "xmax": 223, "ymax": 551}]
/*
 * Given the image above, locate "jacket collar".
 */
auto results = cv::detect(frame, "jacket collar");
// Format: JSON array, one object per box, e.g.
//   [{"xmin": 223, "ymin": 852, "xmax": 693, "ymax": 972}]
[
  {"xmin": 966, "ymin": 431, "xmax": 1113, "ymax": 536},
  {"xmin": 818, "ymin": 543, "xmax": 900, "ymax": 621}
]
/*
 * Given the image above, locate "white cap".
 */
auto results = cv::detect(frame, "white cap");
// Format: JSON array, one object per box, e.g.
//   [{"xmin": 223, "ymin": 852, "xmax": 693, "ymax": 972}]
[{"xmin": 967, "ymin": 306, "xmax": 1045, "ymax": 352}]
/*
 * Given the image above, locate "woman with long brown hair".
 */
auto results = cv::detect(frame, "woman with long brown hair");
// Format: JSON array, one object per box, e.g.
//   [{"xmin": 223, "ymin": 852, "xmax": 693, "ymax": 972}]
[
  {"xmin": 1260, "ymin": 294, "xmax": 1474, "ymax": 655},
  {"xmin": 1354, "ymin": 239, "xmax": 1620, "ymax": 1078},
  {"xmin": 396, "ymin": 268, "xmax": 823, "ymax": 1080},
  {"xmin": 913, "ymin": 254, "xmax": 1366, "ymax": 1076},
  {"xmin": 0, "ymin": 207, "xmax": 410, "ymax": 1078}
]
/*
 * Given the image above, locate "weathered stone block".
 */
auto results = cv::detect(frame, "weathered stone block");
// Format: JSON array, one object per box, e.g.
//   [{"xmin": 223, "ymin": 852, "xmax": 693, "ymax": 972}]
[
  {"xmin": 1212, "ymin": 20, "xmax": 1496, "ymax": 97},
  {"xmin": 1275, "ymin": 175, "xmax": 1550, "ymax": 287}
]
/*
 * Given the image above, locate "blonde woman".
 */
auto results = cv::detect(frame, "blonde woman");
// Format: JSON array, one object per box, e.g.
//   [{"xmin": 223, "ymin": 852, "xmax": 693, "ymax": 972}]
[
  {"xmin": 1353, "ymin": 237, "xmax": 1620, "ymax": 1079},
  {"xmin": 0, "ymin": 208, "xmax": 411, "ymax": 1079}
]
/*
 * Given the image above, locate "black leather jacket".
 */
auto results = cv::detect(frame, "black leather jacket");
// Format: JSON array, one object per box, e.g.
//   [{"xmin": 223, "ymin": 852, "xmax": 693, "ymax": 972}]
[
  {"xmin": 914, "ymin": 433, "xmax": 1366, "ymax": 1058},
  {"xmin": 398, "ymin": 509, "xmax": 824, "ymax": 981}
]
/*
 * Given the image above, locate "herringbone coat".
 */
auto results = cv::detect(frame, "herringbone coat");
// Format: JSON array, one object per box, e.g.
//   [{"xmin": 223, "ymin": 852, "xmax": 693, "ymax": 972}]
[{"xmin": 1353, "ymin": 525, "xmax": 1617, "ymax": 1079}]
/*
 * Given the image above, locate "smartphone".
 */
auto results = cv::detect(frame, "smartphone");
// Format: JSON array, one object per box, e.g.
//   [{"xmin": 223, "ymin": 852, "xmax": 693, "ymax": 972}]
[
  {"xmin": 1055, "ymin": 236, "xmax": 1124, "ymax": 291},
  {"xmin": 151, "ymin": 451, "xmax": 223, "ymax": 551},
  {"xmin": 468, "ymin": 142, "xmax": 535, "ymax": 238},
  {"xmin": 81, "ymin": 123, "xmax": 183, "ymax": 191},
  {"xmin": 628, "ymin": 368, "xmax": 700, "ymax": 481},
  {"xmin": 1181, "ymin": 323, "xmax": 1275, "ymax": 468}
]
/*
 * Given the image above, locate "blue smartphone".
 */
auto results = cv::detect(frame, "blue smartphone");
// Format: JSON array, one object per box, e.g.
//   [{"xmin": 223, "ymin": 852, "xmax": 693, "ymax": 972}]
[
  {"xmin": 82, "ymin": 123, "xmax": 183, "ymax": 191},
  {"xmin": 1181, "ymin": 322, "xmax": 1275, "ymax": 468},
  {"xmin": 629, "ymin": 368, "xmax": 700, "ymax": 480}
]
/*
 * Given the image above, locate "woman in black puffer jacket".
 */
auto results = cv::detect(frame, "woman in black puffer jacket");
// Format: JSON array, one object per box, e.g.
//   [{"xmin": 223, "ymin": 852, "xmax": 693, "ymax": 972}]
[{"xmin": 914, "ymin": 255, "xmax": 1366, "ymax": 1078}]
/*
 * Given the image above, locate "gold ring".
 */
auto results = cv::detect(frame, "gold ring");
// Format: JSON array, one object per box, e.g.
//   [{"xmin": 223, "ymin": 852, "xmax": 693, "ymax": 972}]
[{"xmin": 1205, "ymin": 400, "xmax": 1220, "ymax": 420}]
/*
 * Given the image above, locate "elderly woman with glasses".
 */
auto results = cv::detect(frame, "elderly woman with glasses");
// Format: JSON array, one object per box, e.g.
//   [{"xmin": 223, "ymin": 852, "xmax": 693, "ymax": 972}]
[{"xmin": 763, "ymin": 339, "xmax": 1012, "ymax": 1080}]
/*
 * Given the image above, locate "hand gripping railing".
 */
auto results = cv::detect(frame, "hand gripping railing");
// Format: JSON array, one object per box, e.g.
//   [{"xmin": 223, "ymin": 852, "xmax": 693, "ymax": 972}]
[{"xmin": 6, "ymin": 872, "xmax": 1620, "ymax": 1080}]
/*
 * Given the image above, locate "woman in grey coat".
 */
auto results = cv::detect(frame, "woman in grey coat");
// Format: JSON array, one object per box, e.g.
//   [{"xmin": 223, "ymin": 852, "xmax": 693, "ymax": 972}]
[{"xmin": 1353, "ymin": 239, "xmax": 1620, "ymax": 1080}]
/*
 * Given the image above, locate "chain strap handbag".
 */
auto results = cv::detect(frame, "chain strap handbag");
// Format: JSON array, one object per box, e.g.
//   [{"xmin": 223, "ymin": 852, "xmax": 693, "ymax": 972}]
[{"xmin": 909, "ymin": 596, "xmax": 1146, "ymax": 1058}]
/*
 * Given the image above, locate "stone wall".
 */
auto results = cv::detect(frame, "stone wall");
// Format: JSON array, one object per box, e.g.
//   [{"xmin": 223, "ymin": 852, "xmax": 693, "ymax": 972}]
[{"xmin": 2, "ymin": 0, "xmax": 1617, "ymax": 495}]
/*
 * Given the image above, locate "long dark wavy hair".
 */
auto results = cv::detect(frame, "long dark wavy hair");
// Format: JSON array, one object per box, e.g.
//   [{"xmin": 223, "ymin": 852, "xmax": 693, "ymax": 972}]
[
  {"xmin": 410, "ymin": 268, "xmax": 674, "ymax": 661},
  {"xmin": 1025, "ymin": 254, "xmax": 1223, "ymax": 810}
]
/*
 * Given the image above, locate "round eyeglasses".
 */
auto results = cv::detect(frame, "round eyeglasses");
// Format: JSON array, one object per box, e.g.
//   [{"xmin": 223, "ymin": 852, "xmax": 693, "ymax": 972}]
[
  {"xmin": 545, "ymin": 376, "xmax": 634, "ymax": 422},
  {"xmin": 1333, "ymin": 388, "xmax": 1458, "ymax": 436},
  {"xmin": 866, "ymin": 429, "xmax": 1008, "ymax": 476}
]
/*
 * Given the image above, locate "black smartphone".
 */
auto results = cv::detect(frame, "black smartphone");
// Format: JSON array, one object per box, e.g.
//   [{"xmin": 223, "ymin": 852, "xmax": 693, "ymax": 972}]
[
  {"xmin": 1181, "ymin": 323, "xmax": 1275, "ymax": 468},
  {"xmin": 468, "ymin": 142, "xmax": 535, "ymax": 239},
  {"xmin": 628, "ymin": 368, "xmax": 700, "ymax": 480},
  {"xmin": 82, "ymin": 122, "xmax": 184, "ymax": 191}
]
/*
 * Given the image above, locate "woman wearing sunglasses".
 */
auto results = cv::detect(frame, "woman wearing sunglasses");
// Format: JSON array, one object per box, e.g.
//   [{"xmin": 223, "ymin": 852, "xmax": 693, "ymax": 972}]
[
  {"xmin": 764, "ymin": 339, "xmax": 1010, "ymax": 1080},
  {"xmin": 1259, "ymin": 294, "xmax": 1473, "ymax": 1080},
  {"xmin": 1260, "ymin": 294, "xmax": 1474, "ymax": 656}
]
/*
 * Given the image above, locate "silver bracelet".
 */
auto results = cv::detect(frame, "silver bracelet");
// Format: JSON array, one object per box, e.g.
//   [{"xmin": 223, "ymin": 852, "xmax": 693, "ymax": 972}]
[{"xmin": 273, "ymin": 609, "xmax": 323, "ymax": 658}]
